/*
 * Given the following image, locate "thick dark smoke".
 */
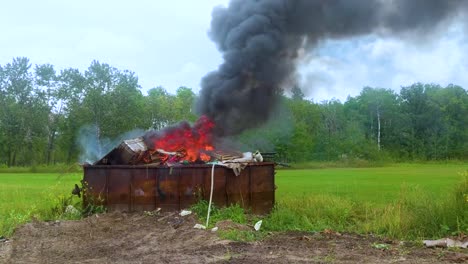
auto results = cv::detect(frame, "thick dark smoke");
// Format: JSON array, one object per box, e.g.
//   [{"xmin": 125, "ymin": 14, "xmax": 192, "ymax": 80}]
[{"xmin": 197, "ymin": 0, "xmax": 468, "ymax": 136}]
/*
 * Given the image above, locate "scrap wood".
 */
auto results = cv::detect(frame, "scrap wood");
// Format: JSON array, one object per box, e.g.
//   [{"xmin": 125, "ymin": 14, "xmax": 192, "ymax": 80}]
[
  {"xmin": 147, "ymin": 148, "xmax": 186, "ymax": 164},
  {"xmin": 423, "ymin": 238, "xmax": 468, "ymax": 248},
  {"xmin": 213, "ymin": 152, "xmax": 266, "ymax": 176},
  {"xmin": 156, "ymin": 148, "xmax": 185, "ymax": 157},
  {"xmin": 208, "ymin": 150, "xmax": 243, "ymax": 161},
  {"xmin": 130, "ymin": 150, "xmax": 147, "ymax": 164},
  {"xmin": 143, "ymin": 162, "xmax": 162, "ymax": 167},
  {"xmin": 222, "ymin": 152, "xmax": 254, "ymax": 163},
  {"xmin": 157, "ymin": 212, "xmax": 178, "ymax": 222}
]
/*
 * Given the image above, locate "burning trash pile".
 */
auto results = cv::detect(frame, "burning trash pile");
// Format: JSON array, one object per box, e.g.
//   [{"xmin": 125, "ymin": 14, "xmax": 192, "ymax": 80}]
[
  {"xmin": 94, "ymin": 116, "xmax": 271, "ymax": 174},
  {"xmin": 82, "ymin": 116, "xmax": 277, "ymax": 215}
]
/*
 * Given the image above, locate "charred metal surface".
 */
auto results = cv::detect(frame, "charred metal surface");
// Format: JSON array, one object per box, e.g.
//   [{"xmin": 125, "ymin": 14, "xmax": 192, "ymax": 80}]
[{"xmin": 83, "ymin": 163, "xmax": 275, "ymax": 214}]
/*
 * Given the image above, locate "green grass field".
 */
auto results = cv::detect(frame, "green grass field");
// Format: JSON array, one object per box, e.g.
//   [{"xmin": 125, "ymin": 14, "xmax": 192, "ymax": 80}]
[
  {"xmin": 0, "ymin": 164, "xmax": 467, "ymax": 239},
  {"xmin": 267, "ymin": 164, "xmax": 468, "ymax": 239},
  {"xmin": 0, "ymin": 173, "xmax": 82, "ymax": 236},
  {"xmin": 275, "ymin": 164, "xmax": 467, "ymax": 204}
]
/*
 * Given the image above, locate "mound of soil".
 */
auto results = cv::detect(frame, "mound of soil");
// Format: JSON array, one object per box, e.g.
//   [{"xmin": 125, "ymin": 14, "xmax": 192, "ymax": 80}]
[{"xmin": 1, "ymin": 212, "xmax": 466, "ymax": 263}]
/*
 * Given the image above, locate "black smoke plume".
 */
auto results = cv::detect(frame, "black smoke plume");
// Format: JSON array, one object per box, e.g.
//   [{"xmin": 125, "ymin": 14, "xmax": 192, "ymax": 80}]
[{"xmin": 197, "ymin": 0, "xmax": 468, "ymax": 136}]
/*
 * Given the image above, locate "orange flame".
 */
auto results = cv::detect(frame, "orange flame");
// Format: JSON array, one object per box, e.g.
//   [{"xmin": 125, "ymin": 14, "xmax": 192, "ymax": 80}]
[{"xmin": 147, "ymin": 115, "xmax": 215, "ymax": 163}]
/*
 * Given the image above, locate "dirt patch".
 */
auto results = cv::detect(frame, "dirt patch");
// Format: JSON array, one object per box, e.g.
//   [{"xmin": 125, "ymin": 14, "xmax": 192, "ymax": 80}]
[
  {"xmin": 1, "ymin": 212, "xmax": 466, "ymax": 263},
  {"xmin": 216, "ymin": 220, "xmax": 252, "ymax": 232}
]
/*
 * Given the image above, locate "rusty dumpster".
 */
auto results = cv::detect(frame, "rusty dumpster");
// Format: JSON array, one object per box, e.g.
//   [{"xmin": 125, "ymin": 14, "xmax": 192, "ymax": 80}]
[{"xmin": 83, "ymin": 162, "xmax": 275, "ymax": 214}]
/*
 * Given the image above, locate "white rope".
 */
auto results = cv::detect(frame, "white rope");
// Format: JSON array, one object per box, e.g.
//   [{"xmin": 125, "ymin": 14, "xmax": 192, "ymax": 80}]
[{"xmin": 205, "ymin": 163, "xmax": 216, "ymax": 228}]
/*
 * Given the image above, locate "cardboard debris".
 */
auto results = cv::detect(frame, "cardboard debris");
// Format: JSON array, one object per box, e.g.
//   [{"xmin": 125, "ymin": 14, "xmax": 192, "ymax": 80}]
[{"xmin": 94, "ymin": 136, "xmax": 258, "ymax": 167}]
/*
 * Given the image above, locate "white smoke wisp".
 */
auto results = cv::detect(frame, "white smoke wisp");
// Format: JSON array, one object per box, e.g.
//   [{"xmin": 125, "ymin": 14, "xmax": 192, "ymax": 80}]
[{"xmin": 77, "ymin": 125, "xmax": 146, "ymax": 164}]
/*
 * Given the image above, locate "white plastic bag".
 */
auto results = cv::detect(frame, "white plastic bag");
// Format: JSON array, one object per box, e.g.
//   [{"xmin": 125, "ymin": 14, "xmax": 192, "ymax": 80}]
[
  {"xmin": 179, "ymin": 210, "xmax": 192, "ymax": 216},
  {"xmin": 193, "ymin": 224, "xmax": 206, "ymax": 230},
  {"xmin": 254, "ymin": 220, "xmax": 262, "ymax": 231}
]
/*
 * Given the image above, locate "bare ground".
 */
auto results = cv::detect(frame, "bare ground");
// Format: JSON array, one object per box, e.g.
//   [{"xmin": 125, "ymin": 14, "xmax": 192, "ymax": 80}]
[{"xmin": 1, "ymin": 212, "xmax": 467, "ymax": 264}]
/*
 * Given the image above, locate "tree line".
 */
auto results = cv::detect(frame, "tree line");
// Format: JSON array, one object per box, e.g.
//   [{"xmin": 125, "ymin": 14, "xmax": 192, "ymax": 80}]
[
  {"xmin": 0, "ymin": 57, "xmax": 466, "ymax": 166},
  {"xmin": 244, "ymin": 84, "xmax": 467, "ymax": 163}
]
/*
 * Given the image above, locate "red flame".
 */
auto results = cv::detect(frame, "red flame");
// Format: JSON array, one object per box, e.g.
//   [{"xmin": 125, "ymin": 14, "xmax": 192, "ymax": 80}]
[{"xmin": 148, "ymin": 115, "xmax": 215, "ymax": 162}]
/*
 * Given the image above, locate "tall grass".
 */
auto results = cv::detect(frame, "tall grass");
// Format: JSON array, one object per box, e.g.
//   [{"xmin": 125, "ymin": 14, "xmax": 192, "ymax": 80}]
[
  {"xmin": 190, "ymin": 201, "xmax": 265, "ymax": 241},
  {"xmin": 0, "ymin": 173, "xmax": 82, "ymax": 236},
  {"xmin": 265, "ymin": 174, "xmax": 467, "ymax": 239},
  {"xmin": 264, "ymin": 195, "xmax": 358, "ymax": 232},
  {"xmin": 190, "ymin": 171, "xmax": 467, "ymax": 240},
  {"xmin": 1, "ymin": 165, "xmax": 466, "ymax": 241},
  {"xmin": 191, "ymin": 200, "xmax": 247, "ymax": 226}
]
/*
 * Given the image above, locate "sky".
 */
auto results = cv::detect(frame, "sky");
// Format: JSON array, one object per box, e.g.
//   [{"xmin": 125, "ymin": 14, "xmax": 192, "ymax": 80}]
[{"xmin": 1, "ymin": 0, "xmax": 467, "ymax": 102}]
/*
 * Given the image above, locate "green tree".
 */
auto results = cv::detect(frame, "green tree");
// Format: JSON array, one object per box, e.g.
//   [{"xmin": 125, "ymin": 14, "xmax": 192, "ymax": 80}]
[
  {"xmin": 144, "ymin": 86, "xmax": 175, "ymax": 130},
  {"xmin": 354, "ymin": 87, "xmax": 400, "ymax": 152},
  {"xmin": 291, "ymin": 85, "xmax": 305, "ymax": 101},
  {"xmin": 174, "ymin": 86, "xmax": 197, "ymax": 122},
  {"xmin": 56, "ymin": 68, "xmax": 87, "ymax": 163},
  {"xmin": 0, "ymin": 57, "xmax": 49, "ymax": 166},
  {"xmin": 286, "ymin": 98, "xmax": 320, "ymax": 161},
  {"xmin": 105, "ymin": 70, "xmax": 145, "ymax": 138},
  {"xmin": 35, "ymin": 63, "xmax": 60, "ymax": 164},
  {"xmin": 400, "ymin": 83, "xmax": 446, "ymax": 159},
  {"xmin": 427, "ymin": 84, "xmax": 468, "ymax": 159},
  {"xmin": 314, "ymin": 99, "xmax": 346, "ymax": 160},
  {"xmin": 81, "ymin": 61, "xmax": 118, "ymax": 157}
]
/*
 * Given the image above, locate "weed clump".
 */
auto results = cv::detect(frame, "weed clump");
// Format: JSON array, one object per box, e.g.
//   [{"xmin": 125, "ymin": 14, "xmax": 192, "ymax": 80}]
[
  {"xmin": 0, "ymin": 177, "xmax": 105, "ymax": 237},
  {"xmin": 191, "ymin": 200, "xmax": 247, "ymax": 227}
]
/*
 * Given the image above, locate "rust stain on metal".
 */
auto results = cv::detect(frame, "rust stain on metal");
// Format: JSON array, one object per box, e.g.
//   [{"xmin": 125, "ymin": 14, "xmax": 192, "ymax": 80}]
[{"xmin": 83, "ymin": 163, "xmax": 275, "ymax": 214}]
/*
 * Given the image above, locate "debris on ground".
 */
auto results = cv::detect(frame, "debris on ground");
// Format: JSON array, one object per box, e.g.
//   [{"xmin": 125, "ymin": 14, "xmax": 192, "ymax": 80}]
[
  {"xmin": 64, "ymin": 205, "xmax": 80, "ymax": 216},
  {"xmin": 254, "ymin": 220, "xmax": 262, "ymax": 231},
  {"xmin": 1, "ymin": 213, "xmax": 467, "ymax": 264},
  {"xmin": 143, "ymin": 208, "xmax": 161, "ymax": 216},
  {"xmin": 215, "ymin": 219, "xmax": 251, "ymax": 231},
  {"xmin": 423, "ymin": 238, "xmax": 468, "ymax": 248},
  {"xmin": 372, "ymin": 243, "xmax": 390, "ymax": 250},
  {"xmin": 193, "ymin": 223, "xmax": 206, "ymax": 230},
  {"xmin": 179, "ymin": 210, "xmax": 192, "ymax": 216},
  {"xmin": 169, "ymin": 217, "xmax": 184, "ymax": 229}
]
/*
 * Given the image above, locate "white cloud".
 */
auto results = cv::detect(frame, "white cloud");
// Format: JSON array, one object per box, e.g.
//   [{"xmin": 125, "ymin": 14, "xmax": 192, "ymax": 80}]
[
  {"xmin": 1, "ymin": 0, "xmax": 466, "ymax": 101},
  {"xmin": 300, "ymin": 23, "xmax": 468, "ymax": 102},
  {"xmin": 0, "ymin": 0, "xmax": 227, "ymax": 95}
]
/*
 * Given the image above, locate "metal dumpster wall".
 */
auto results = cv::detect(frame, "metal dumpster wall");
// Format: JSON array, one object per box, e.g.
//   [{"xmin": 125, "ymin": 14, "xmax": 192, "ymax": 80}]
[{"xmin": 83, "ymin": 163, "xmax": 275, "ymax": 214}]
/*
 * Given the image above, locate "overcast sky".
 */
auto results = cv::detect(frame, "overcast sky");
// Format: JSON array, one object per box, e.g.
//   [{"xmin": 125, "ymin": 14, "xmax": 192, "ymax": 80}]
[{"xmin": 1, "ymin": 0, "xmax": 467, "ymax": 102}]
